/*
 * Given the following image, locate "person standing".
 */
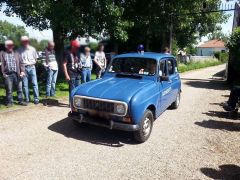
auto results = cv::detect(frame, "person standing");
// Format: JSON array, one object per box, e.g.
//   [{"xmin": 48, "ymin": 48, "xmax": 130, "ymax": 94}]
[
  {"xmin": 0, "ymin": 40, "xmax": 26, "ymax": 107},
  {"xmin": 80, "ymin": 47, "xmax": 92, "ymax": 83},
  {"xmin": 63, "ymin": 40, "xmax": 81, "ymax": 101},
  {"xmin": 18, "ymin": 36, "xmax": 39, "ymax": 104},
  {"xmin": 43, "ymin": 41, "xmax": 58, "ymax": 105},
  {"xmin": 137, "ymin": 44, "xmax": 145, "ymax": 54},
  {"xmin": 94, "ymin": 44, "xmax": 107, "ymax": 79}
]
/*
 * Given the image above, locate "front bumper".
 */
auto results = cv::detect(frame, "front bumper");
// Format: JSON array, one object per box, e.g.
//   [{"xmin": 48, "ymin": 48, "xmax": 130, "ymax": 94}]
[{"xmin": 68, "ymin": 111, "xmax": 139, "ymax": 132}]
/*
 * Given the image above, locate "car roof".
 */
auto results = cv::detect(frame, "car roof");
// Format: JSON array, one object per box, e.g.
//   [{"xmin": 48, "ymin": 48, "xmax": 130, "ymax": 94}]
[{"xmin": 113, "ymin": 52, "xmax": 175, "ymax": 61}]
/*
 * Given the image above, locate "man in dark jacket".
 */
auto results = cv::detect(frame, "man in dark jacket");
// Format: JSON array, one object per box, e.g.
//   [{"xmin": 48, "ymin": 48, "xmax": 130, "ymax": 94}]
[{"xmin": 0, "ymin": 40, "xmax": 26, "ymax": 107}]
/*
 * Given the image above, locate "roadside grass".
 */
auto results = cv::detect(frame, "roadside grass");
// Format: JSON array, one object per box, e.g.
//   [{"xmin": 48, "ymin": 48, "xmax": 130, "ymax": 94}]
[{"xmin": 178, "ymin": 59, "xmax": 225, "ymax": 73}]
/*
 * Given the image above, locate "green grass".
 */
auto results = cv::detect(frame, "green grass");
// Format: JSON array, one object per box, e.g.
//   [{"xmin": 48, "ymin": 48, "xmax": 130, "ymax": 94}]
[
  {"xmin": 0, "ymin": 74, "xmax": 96, "ymax": 110},
  {"xmin": 178, "ymin": 59, "xmax": 225, "ymax": 73}
]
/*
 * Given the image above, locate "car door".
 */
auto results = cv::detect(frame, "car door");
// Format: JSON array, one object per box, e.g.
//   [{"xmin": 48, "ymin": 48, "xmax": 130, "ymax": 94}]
[
  {"xmin": 157, "ymin": 60, "xmax": 172, "ymax": 115},
  {"xmin": 166, "ymin": 58, "xmax": 180, "ymax": 103}
]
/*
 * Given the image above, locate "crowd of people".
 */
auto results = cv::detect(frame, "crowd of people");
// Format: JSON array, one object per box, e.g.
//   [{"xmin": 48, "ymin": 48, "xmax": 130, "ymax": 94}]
[{"xmin": 0, "ymin": 36, "xmax": 107, "ymax": 107}]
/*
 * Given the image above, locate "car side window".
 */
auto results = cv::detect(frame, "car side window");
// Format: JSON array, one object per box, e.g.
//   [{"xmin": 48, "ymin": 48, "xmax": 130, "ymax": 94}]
[
  {"xmin": 167, "ymin": 59, "xmax": 175, "ymax": 75},
  {"xmin": 159, "ymin": 60, "xmax": 167, "ymax": 76}
]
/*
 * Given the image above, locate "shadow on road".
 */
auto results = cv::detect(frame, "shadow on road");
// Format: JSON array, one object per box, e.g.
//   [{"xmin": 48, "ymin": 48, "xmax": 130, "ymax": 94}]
[
  {"xmin": 48, "ymin": 118, "xmax": 137, "ymax": 147},
  {"xmin": 195, "ymin": 120, "xmax": 240, "ymax": 132},
  {"xmin": 201, "ymin": 164, "xmax": 240, "ymax": 180},
  {"xmin": 182, "ymin": 78, "xmax": 228, "ymax": 90}
]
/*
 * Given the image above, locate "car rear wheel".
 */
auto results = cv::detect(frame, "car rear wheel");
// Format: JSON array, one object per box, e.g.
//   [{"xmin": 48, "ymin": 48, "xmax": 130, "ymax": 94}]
[
  {"xmin": 134, "ymin": 110, "xmax": 153, "ymax": 143},
  {"xmin": 170, "ymin": 92, "xmax": 181, "ymax": 109}
]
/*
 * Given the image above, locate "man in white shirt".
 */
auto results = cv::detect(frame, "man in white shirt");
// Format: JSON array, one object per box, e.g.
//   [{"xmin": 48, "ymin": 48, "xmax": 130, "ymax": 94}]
[
  {"xmin": 18, "ymin": 36, "xmax": 39, "ymax": 104},
  {"xmin": 43, "ymin": 41, "xmax": 58, "ymax": 102},
  {"xmin": 94, "ymin": 44, "xmax": 107, "ymax": 79},
  {"xmin": 81, "ymin": 47, "xmax": 92, "ymax": 83}
]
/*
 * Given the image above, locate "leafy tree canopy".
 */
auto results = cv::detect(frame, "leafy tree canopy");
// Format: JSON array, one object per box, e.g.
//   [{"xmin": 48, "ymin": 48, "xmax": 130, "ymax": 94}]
[{"xmin": 0, "ymin": 20, "xmax": 28, "ymax": 47}]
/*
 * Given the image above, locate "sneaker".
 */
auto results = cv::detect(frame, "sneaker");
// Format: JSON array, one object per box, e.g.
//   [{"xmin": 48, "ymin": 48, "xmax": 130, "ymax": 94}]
[
  {"xmin": 18, "ymin": 101, "xmax": 28, "ymax": 106},
  {"xmin": 34, "ymin": 100, "xmax": 39, "ymax": 105},
  {"xmin": 223, "ymin": 103, "xmax": 235, "ymax": 112}
]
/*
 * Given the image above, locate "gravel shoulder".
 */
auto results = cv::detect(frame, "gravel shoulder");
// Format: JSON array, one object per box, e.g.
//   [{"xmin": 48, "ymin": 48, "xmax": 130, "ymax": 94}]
[{"xmin": 0, "ymin": 64, "xmax": 239, "ymax": 179}]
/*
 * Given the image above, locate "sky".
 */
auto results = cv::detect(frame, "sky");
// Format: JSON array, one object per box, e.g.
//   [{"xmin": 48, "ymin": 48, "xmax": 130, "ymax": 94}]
[{"xmin": 0, "ymin": 0, "xmax": 237, "ymax": 42}]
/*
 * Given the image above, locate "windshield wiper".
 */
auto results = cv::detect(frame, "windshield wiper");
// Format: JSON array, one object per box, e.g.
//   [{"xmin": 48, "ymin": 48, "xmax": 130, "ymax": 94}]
[{"xmin": 116, "ymin": 73, "xmax": 143, "ymax": 79}]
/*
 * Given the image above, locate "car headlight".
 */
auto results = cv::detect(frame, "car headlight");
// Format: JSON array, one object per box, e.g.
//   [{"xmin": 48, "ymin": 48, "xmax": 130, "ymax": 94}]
[
  {"xmin": 115, "ymin": 104, "xmax": 126, "ymax": 115},
  {"xmin": 74, "ymin": 97, "xmax": 82, "ymax": 108}
]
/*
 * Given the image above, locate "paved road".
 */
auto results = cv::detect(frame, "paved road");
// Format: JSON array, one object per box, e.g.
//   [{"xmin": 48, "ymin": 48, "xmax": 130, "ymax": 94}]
[{"xmin": 0, "ymin": 64, "xmax": 239, "ymax": 180}]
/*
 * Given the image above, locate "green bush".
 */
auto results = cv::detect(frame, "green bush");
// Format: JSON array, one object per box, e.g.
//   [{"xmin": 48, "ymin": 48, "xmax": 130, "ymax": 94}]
[{"xmin": 214, "ymin": 52, "xmax": 229, "ymax": 63}]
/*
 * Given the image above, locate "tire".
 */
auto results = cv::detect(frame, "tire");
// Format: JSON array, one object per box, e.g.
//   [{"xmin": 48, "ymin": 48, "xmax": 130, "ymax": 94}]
[
  {"xmin": 170, "ymin": 92, "xmax": 181, "ymax": 109},
  {"xmin": 134, "ymin": 110, "xmax": 154, "ymax": 143}
]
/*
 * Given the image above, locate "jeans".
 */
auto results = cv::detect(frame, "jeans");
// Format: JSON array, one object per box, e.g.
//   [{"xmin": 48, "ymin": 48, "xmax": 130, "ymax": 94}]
[
  {"xmin": 69, "ymin": 74, "xmax": 80, "ymax": 101},
  {"xmin": 228, "ymin": 86, "xmax": 240, "ymax": 109},
  {"xmin": 96, "ymin": 67, "xmax": 105, "ymax": 79},
  {"xmin": 81, "ymin": 68, "xmax": 91, "ymax": 83},
  {"xmin": 23, "ymin": 66, "xmax": 39, "ymax": 102},
  {"xmin": 4, "ymin": 72, "xmax": 23, "ymax": 104},
  {"xmin": 46, "ymin": 68, "xmax": 58, "ymax": 97}
]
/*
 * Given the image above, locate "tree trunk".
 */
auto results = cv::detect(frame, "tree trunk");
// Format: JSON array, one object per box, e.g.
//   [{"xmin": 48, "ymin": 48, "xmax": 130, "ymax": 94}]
[{"xmin": 53, "ymin": 28, "xmax": 65, "ymax": 77}]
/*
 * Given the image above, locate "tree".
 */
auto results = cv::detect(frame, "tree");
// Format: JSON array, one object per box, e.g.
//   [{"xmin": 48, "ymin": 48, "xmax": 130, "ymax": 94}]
[
  {"xmin": 226, "ymin": 27, "xmax": 240, "ymax": 83},
  {"xmin": 0, "ymin": 20, "xmax": 28, "ymax": 47},
  {"xmin": 118, "ymin": 0, "xmax": 228, "ymax": 52},
  {"xmin": 0, "ymin": 0, "xmax": 131, "ymax": 61},
  {"xmin": 207, "ymin": 29, "xmax": 229, "ymax": 43}
]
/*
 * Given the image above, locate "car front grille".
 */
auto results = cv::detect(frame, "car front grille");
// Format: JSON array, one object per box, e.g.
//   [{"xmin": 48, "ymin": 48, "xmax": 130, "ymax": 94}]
[{"xmin": 83, "ymin": 99, "xmax": 115, "ymax": 113}]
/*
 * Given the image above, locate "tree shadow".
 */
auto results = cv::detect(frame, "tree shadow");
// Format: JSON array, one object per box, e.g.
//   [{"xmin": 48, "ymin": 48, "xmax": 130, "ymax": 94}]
[
  {"xmin": 43, "ymin": 99, "xmax": 69, "ymax": 108},
  {"xmin": 48, "ymin": 118, "xmax": 138, "ymax": 147},
  {"xmin": 201, "ymin": 164, "xmax": 240, "ymax": 180},
  {"xmin": 212, "ymin": 70, "xmax": 225, "ymax": 78},
  {"xmin": 182, "ymin": 78, "xmax": 228, "ymax": 90},
  {"xmin": 195, "ymin": 120, "xmax": 240, "ymax": 132}
]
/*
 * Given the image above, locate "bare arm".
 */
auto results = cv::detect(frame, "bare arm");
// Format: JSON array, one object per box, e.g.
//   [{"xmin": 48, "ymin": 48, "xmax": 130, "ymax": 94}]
[
  {"xmin": 18, "ymin": 53, "xmax": 25, "ymax": 76},
  {"xmin": 63, "ymin": 60, "xmax": 70, "ymax": 81},
  {"xmin": 0, "ymin": 54, "xmax": 7, "ymax": 77},
  {"xmin": 93, "ymin": 55, "xmax": 101, "ymax": 68}
]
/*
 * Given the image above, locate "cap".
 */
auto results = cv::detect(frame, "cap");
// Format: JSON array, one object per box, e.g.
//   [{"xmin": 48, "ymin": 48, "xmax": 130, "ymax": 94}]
[
  {"xmin": 71, "ymin": 40, "xmax": 80, "ymax": 48},
  {"xmin": 21, "ymin": 36, "xmax": 29, "ymax": 41},
  {"xmin": 5, "ymin": 40, "xmax": 14, "ymax": 47}
]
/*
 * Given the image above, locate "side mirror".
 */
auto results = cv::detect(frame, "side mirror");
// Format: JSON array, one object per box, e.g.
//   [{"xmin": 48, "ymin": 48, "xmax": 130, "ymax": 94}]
[{"xmin": 160, "ymin": 76, "xmax": 170, "ymax": 81}]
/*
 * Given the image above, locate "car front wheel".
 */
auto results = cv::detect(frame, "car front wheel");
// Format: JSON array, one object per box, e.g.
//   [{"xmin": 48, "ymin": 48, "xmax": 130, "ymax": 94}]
[{"xmin": 134, "ymin": 110, "xmax": 153, "ymax": 143}]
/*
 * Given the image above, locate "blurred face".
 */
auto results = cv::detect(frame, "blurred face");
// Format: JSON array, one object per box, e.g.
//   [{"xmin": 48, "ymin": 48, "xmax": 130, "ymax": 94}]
[
  {"xmin": 85, "ymin": 48, "xmax": 91, "ymax": 56},
  {"xmin": 6, "ymin": 44, "xmax": 14, "ymax": 52},
  {"xmin": 21, "ymin": 40, "xmax": 29, "ymax": 48},
  {"xmin": 48, "ymin": 43, "xmax": 55, "ymax": 50},
  {"xmin": 71, "ymin": 46, "xmax": 79, "ymax": 53},
  {"xmin": 99, "ymin": 45, "xmax": 104, "ymax": 52}
]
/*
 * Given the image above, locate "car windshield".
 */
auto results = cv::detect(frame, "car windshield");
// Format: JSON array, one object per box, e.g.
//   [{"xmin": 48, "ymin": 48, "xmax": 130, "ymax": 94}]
[{"xmin": 108, "ymin": 57, "xmax": 157, "ymax": 76}]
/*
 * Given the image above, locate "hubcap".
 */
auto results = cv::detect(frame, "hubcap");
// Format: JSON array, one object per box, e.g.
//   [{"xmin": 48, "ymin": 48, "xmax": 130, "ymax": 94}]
[{"xmin": 143, "ymin": 117, "xmax": 151, "ymax": 136}]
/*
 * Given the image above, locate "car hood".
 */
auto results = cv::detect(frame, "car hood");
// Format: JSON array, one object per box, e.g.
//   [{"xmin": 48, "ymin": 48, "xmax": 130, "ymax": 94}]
[{"xmin": 74, "ymin": 77, "xmax": 154, "ymax": 103}]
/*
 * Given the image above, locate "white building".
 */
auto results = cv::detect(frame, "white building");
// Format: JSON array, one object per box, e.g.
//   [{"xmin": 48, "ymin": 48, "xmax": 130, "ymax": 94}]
[{"xmin": 197, "ymin": 39, "xmax": 226, "ymax": 56}]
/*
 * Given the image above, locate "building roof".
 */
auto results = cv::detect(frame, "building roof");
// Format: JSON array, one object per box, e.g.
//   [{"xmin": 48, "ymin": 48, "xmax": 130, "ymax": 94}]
[
  {"xmin": 114, "ymin": 52, "xmax": 174, "ymax": 60},
  {"xmin": 198, "ymin": 39, "xmax": 226, "ymax": 48}
]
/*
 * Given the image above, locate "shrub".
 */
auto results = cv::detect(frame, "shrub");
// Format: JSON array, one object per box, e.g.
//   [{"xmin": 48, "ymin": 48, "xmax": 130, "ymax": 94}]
[{"xmin": 214, "ymin": 52, "xmax": 229, "ymax": 63}]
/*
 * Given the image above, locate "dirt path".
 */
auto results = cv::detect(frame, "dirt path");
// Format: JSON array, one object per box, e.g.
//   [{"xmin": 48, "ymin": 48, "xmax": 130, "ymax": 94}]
[{"xmin": 0, "ymin": 64, "xmax": 239, "ymax": 180}]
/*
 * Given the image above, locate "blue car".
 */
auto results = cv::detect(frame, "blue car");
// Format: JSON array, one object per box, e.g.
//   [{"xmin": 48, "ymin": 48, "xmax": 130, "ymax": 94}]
[{"xmin": 69, "ymin": 52, "xmax": 181, "ymax": 143}]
